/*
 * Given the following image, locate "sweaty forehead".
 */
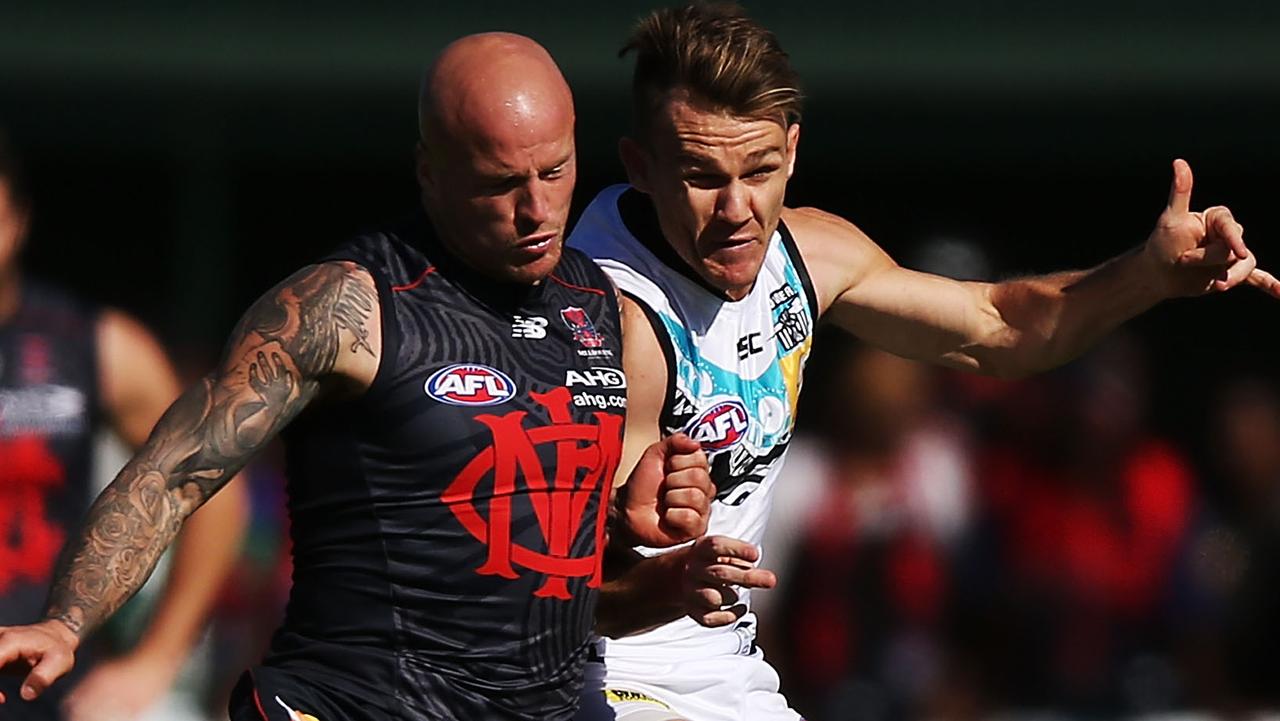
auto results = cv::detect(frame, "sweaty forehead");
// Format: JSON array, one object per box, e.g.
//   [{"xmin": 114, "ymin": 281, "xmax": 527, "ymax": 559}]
[
  {"xmin": 467, "ymin": 133, "xmax": 575, "ymax": 177},
  {"xmin": 437, "ymin": 82, "xmax": 574, "ymax": 175},
  {"xmin": 450, "ymin": 71, "xmax": 571, "ymax": 135}
]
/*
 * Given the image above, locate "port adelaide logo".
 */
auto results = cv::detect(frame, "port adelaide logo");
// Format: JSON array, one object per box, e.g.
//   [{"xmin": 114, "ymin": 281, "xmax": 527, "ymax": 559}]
[
  {"xmin": 685, "ymin": 399, "xmax": 751, "ymax": 452},
  {"xmin": 425, "ymin": 364, "xmax": 516, "ymax": 406}
]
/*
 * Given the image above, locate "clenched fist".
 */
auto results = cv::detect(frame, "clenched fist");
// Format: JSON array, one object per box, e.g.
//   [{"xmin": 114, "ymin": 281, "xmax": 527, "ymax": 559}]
[{"xmin": 617, "ymin": 433, "xmax": 715, "ymax": 547}]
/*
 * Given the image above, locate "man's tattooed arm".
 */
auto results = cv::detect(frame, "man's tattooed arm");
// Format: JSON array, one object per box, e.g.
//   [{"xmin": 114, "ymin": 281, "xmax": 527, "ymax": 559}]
[{"xmin": 44, "ymin": 261, "xmax": 379, "ymax": 638}]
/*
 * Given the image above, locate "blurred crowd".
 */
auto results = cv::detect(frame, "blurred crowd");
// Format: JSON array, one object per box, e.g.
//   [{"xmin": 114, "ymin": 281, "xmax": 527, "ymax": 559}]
[{"xmin": 758, "ymin": 318, "xmax": 1280, "ymax": 720}]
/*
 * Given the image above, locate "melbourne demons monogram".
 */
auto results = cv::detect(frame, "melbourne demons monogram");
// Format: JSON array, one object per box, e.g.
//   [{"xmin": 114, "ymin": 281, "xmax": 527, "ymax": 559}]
[{"xmin": 442, "ymin": 386, "xmax": 624, "ymax": 600}]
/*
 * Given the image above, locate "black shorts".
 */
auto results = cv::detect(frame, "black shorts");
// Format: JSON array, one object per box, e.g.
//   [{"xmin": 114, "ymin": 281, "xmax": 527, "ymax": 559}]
[{"xmin": 229, "ymin": 667, "xmax": 390, "ymax": 721}]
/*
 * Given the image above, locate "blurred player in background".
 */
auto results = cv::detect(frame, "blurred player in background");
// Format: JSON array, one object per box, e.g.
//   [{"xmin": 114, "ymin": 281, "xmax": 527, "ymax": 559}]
[
  {"xmin": 568, "ymin": 3, "xmax": 1280, "ymax": 720},
  {"xmin": 0, "ymin": 34, "xmax": 712, "ymax": 721},
  {"xmin": 0, "ymin": 130, "xmax": 249, "ymax": 720}
]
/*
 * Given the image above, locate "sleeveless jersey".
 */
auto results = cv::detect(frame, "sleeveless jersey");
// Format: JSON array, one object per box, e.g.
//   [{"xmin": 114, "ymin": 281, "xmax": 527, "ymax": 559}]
[
  {"xmin": 0, "ymin": 281, "xmax": 99, "ymax": 623},
  {"xmin": 569, "ymin": 186, "xmax": 818, "ymax": 659},
  {"xmin": 0, "ymin": 280, "xmax": 100, "ymax": 716},
  {"xmin": 265, "ymin": 212, "xmax": 627, "ymax": 721}
]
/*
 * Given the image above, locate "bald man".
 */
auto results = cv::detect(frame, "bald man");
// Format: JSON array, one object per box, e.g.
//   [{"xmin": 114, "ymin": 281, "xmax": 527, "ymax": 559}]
[{"xmin": 0, "ymin": 32, "xmax": 712, "ymax": 721}]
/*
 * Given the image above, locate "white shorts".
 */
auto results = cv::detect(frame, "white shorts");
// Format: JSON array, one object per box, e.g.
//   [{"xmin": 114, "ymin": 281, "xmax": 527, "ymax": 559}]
[{"xmin": 574, "ymin": 650, "xmax": 803, "ymax": 721}]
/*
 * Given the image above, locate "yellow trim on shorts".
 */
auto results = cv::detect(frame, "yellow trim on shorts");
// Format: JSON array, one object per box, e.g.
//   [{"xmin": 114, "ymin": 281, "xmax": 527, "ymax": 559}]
[{"xmin": 604, "ymin": 688, "xmax": 672, "ymax": 709}]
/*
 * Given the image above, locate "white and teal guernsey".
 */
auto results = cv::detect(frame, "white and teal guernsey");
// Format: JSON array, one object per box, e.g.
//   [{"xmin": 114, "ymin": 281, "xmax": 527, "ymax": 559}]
[{"xmin": 569, "ymin": 184, "xmax": 817, "ymax": 671}]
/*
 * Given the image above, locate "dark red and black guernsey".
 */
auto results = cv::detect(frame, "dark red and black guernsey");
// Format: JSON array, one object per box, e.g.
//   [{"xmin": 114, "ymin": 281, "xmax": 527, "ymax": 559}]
[{"xmin": 231, "ymin": 213, "xmax": 627, "ymax": 721}]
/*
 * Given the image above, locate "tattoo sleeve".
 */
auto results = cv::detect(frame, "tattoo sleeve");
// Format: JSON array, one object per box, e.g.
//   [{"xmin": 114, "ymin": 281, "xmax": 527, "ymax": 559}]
[{"xmin": 45, "ymin": 261, "xmax": 378, "ymax": 637}]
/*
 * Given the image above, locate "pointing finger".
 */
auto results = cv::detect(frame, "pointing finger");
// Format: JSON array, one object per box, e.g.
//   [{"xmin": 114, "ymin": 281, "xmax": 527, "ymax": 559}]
[
  {"xmin": 1167, "ymin": 158, "xmax": 1193, "ymax": 215},
  {"xmin": 728, "ymin": 567, "xmax": 778, "ymax": 589},
  {"xmin": 1246, "ymin": 268, "xmax": 1280, "ymax": 298},
  {"xmin": 697, "ymin": 536, "xmax": 761, "ymax": 563},
  {"xmin": 1211, "ymin": 254, "xmax": 1258, "ymax": 293},
  {"xmin": 692, "ymin": 561, "xmax": 777, "ymax": 589}
]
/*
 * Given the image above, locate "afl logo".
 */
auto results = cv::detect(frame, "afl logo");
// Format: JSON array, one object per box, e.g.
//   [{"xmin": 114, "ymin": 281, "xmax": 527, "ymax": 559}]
[
  {"xmin": 425, "ymin": 364, "xmax": 516, "ymax": 406},
  {"xmin": 686, "ymin": 399, "xmax": 751, "ymax": 452}
]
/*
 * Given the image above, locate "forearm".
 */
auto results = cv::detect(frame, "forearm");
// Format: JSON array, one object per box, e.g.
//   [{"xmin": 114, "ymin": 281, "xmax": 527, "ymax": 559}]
[
  {"xmin": 44, "ymin": 377, "xmax": 251, "ymax": 640},
  {"xmin": 595, "ymin": 545, "xmax": 688, "ymax": 639},
  {"xmin": 128, "ymin": 473, "xmax": 249, "ymax": 662},
  {"xmin": 43, "ymin": 469, "xmax": 181, "ymax": 642},
  {"xmin": 978, "ymin": 245, "xmax": 1165, "ymax": 377}
]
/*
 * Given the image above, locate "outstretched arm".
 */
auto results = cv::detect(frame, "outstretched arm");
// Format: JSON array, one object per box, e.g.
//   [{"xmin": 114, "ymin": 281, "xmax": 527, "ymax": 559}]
[
  {"xmin": 0, "ymin": 261, "xmax": 379, "ymax": 703},
  {"xmin": 797, "ymin": 160, "xmax": 1279, "ymax": 378}
]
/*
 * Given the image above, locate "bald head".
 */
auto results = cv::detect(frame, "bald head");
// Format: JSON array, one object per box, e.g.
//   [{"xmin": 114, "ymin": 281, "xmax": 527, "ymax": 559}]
[
  {"xmin": 419, "ymin": 32, "xmax": 574, "ymax": 161},
  {"xmin": 414, "ymin": 33, "xmax": 578, "ymax": 285}
]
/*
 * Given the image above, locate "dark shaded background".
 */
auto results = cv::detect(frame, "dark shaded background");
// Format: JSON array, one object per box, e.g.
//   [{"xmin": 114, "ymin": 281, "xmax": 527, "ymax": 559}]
[{"xmin": 4, "ymin": 0, "xmax": 1277, "ymax": 436}]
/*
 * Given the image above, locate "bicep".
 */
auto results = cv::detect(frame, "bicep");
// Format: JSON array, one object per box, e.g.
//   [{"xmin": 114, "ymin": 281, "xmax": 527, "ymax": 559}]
[
  {"xmin": 136, "ymin": 261, "xmax": 381, "ymax": 513},
  {"xmin": 616, "ymin": 293, "xmax": 666, "ymax": 488},
  {"xmin": 786, "ymin": 206, "xmax": 1003, "ymax": 372},
  {"xmin": 827, "ymin": 265, "xmax": 1002, "ymax": 372}
]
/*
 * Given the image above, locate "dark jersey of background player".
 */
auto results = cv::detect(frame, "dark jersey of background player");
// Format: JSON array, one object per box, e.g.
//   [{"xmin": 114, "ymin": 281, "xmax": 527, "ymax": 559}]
[
  {"xmin": 229, "ymin": 213, "xmax": 627, "ymax": 721},
  {"xmin": 0, "ymin": 281, "xmax": 99, "ymax": 716},
  {"xmin": 0, "ymin": 131, "xmax": 247, "ymax": 721}
]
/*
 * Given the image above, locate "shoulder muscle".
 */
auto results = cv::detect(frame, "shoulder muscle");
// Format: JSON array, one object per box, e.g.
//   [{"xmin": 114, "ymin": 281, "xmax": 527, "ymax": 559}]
[
  {"xmin": 226, "ymin": 261, "xmax": 381, "ymax": 392},
  {"xmin": 782, "ymin": 206, "xmax": 897, "ymax": 316}
]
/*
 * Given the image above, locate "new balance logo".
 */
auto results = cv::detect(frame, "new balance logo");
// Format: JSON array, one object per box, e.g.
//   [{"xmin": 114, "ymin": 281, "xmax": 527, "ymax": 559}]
[{"xmin": 512, "ymin": 316, "xmax": 549, "ymax": 339}]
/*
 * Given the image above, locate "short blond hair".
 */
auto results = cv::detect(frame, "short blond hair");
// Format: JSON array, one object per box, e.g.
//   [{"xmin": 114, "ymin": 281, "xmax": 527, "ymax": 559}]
[{"xmin": 620, "ymin": 2, "xmax": 803, "ymax": 134}]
